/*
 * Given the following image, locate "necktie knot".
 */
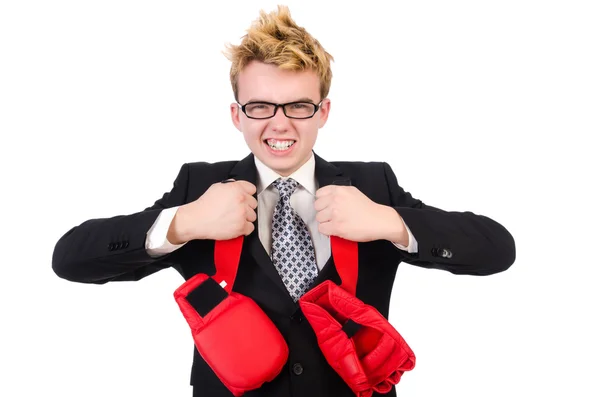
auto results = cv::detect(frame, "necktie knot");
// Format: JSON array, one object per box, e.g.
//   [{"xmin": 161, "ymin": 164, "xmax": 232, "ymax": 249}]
[{"xmin": 273, "ymin": 177, "xmax": 299, "ymax": 201}]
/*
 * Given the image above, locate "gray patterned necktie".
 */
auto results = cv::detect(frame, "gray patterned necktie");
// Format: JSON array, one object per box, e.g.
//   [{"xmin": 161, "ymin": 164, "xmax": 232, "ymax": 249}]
[{"xmin": 271, "ymin": 177, "xmax": 318, "ymax": 302}]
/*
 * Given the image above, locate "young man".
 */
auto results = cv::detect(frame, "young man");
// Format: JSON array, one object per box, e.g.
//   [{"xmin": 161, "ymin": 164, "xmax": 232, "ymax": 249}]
[{"xmin": 52, "ymin": 6, "xmax": 515, "ymax": 397}]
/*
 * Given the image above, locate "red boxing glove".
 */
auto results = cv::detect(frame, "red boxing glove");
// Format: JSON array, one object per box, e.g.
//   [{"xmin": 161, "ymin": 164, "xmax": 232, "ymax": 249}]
[
  {"xmin": 299, "ymin": 280, "xmax": 416, "ymax": 397},
  {"xmin": 174, "ymin": 273, "xmax": 288, "ymax": 396}
]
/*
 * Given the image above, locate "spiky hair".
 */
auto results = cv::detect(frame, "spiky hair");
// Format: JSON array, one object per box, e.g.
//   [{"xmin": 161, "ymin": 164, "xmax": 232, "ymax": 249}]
[{"xmin": 223, "ymin": 5, "xmax": 334, "ymax": 101}]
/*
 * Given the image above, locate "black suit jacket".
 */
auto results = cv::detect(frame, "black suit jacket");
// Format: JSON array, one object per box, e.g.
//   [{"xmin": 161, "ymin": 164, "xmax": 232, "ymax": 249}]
[{"xmin": 52, "ymin": 151, "xmax": 515, "ymax": 396}]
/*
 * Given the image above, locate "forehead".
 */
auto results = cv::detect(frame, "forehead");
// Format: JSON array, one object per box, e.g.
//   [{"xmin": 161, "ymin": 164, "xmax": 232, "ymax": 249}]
[{"xmin": 237, "ymin": 60, "xmax": 321, "ymax": 103}]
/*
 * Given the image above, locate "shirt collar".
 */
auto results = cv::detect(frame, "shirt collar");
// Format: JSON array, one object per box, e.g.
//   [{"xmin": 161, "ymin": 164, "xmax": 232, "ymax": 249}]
[{"xmin": 254, "ymin": 152, "xmax": 317, "ymax": 196}]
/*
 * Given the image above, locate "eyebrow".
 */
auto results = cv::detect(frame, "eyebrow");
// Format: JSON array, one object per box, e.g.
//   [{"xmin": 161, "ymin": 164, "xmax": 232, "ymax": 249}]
[{"xmin": 246, "ymin": 97, "xmax": 317, "ymax": 104}]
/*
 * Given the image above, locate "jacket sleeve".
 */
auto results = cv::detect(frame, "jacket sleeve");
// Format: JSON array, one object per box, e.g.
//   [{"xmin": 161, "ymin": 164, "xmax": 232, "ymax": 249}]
[
  {"xmin": 382, "ymin": 162, "xmax": 516, "ymax": 275},
  {"xmin": 52, "ymin": 163, "xmax": 190, "ymax": 284}
]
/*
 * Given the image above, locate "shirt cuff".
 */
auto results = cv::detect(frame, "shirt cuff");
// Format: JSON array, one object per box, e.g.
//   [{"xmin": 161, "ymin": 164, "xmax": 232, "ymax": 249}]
[
  {"xmin": 392, "ymin": 217, "xmax": 418, "ymax": 253},
  {"xmin": 145, "ymin": 206, "xmax": 187, "ymax": 257}
]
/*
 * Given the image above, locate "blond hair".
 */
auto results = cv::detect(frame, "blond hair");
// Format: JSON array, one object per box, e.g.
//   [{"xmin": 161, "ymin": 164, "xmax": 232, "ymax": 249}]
[{"xmin": 223, "ymin": 5, "xmax": 334, "ymax": 101}]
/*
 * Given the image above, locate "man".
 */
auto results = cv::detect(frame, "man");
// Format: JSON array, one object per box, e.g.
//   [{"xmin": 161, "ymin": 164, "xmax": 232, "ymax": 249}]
[{"xmin": 52, "ymin": 5, "xmax": 515, "ymax": 396}]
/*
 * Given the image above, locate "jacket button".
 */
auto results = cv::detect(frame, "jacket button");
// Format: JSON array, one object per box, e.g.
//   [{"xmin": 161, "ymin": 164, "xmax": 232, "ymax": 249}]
[
  {"xmin": 441, "ymin": 248, "xmax": 453, "ymax": 258},
  {"xmin": 115, "ymin": 242, "xmax": 122, "ymax": 249},
  {"xmin": 108, "ymin": 243, "xmax": 114, "ymax": 251},
  {"xmin": 124, "ymin": 241, "xmax": 129, "ymax": 248},
  {"xmin": 292, "ymin": 363, "xmax": 303, "ymax": 375},
  {"xmin": 431, "ymin": 247, "xmax": 439, "ymax": 257}
]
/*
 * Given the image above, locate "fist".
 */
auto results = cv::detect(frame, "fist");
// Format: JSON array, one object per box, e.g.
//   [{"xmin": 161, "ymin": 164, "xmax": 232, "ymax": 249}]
[
  {"xmin": 181, "ymin": 179, "xmax": 257, "ymax": 241},
  {"xmin": 314, "ymin": 185, "xmax": 399, "ymax": 242}
]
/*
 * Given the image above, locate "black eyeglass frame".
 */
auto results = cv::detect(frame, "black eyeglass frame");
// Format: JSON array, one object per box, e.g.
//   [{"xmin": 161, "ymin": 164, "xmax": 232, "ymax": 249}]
[{"xmin": 237, "ymin": 100, "xmax": 324, "ymax": 120}]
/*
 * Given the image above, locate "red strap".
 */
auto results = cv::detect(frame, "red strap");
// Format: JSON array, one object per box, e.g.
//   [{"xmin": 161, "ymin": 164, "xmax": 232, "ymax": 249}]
[
  {"xmin": 214, "ymin": 236, "xmax": 358, "ymax": 296},
  {"xmin": 212, "ymin": 236, "xmax": 244, "ymax": 294},
  {"xmin": 330, "ymin": 236, "xmax": 358, "ymax": 296}
]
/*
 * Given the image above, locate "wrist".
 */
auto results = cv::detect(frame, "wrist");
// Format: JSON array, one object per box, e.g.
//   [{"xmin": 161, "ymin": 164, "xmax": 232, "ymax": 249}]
[
  {"xmin": 168, "ymin": 204, "xmax": 193, "ymax": 244},
  {"xmin": 377, "ymin": 205, "xmax": 409, "ymax": 245}
]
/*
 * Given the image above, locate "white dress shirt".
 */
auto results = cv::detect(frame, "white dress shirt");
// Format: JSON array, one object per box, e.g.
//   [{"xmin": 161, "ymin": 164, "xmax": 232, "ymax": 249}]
[{"xmin": 145, "ymin": 153, "xmax": 418, "ymax": 269}]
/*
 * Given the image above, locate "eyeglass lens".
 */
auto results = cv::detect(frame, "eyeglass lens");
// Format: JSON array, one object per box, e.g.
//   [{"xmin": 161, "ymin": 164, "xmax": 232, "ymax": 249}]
[{"xmin": 245, "ymin": 102, "xmax": 316, "ymax": 119}]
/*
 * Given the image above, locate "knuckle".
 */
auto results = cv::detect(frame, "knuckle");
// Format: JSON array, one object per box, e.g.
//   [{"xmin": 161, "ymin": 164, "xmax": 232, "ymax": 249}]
[
  {"xmin": 331, "ymin": 208, "xmax": 339, "ymax": 218},
  {"xmin": 236, "ymin": 219, "xmax": 246, "ymax": 231}
]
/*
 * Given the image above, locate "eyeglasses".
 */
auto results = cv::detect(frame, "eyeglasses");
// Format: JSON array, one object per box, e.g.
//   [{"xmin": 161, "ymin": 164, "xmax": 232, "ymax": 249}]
[{"xmin": 237, "ymin": 100, "xmax": 323, "ymax": 119}]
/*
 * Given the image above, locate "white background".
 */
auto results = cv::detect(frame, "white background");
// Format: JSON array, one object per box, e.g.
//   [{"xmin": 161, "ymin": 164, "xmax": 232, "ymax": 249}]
[{"xmin": 1, "ymin": 0, "xmax": 599, "ymax": 396}]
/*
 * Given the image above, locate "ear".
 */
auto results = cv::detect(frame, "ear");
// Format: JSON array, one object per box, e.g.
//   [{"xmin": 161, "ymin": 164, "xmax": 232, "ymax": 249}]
[
  {"xmin": 317, "ymin": 98, "xmax": 331, "ymax": 128},
  {"xmin": 230, "ymin": 103, "xmax": 242, "ymax": 132}
]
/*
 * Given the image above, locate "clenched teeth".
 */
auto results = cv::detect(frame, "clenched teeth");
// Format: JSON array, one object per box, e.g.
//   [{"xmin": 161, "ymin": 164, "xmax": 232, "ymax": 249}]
[{"xmin": 266, "ymin": 139, "xmax": 296, "ymax": 150}]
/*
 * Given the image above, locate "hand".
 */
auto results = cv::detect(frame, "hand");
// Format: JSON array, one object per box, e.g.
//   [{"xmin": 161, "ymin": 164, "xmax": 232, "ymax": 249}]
[
  {"xmin": 169, "ymin": 180, "xmax": 257, "ymax": 243},
  {"xmin": 314, "ymin": 185, "xmax": 408, "ymax": 244}
]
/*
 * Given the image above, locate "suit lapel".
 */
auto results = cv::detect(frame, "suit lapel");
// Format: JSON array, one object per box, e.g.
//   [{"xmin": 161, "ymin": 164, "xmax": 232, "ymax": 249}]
[
  {"xmin": 227, "ymin": 151, "xmax": 352, "ymax": 311},
  {"xmin": 310, "ymin": 151, "xmax": 352, "ymax": 289},
  {"xmin": 228, "ymin": 153, "xmax": 290, "ymax": 298}
]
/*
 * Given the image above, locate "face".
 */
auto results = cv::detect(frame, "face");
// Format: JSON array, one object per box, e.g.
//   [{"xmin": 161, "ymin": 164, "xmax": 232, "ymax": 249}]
[{"xmin": 230, "ymin": 60, "xmax": 331, "ymax": 177}]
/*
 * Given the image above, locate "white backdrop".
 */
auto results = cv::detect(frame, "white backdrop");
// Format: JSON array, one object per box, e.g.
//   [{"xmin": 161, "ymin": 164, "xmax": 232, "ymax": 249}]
[{"xmin": 1, "ymin": 1, "xmax": 599, "ymax": 396}]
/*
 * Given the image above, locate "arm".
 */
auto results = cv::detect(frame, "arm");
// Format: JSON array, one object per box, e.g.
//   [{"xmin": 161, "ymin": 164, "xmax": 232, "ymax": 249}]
[
  {"xmin": 52, "ymin": 163, "xmax": 190, "ymax": 284},
  {"xmin": 382, "ymin": 162, "xmax": 516, "ymax": 275}
]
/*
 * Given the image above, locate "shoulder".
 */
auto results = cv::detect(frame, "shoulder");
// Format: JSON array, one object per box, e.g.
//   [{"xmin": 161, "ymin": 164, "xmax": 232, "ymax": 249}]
[
  {"xmin": 329, "ymin": 160, "xmax": 388, "ymax": 179},
  {"xmin": 185, "ymin": 159, "xmax": 239, "ymax": 173},
  {"xmin": 328, "ymin": 160, "xmax": 393, "ymax": 201},
  {"xmin": 173, "ymin": 159, "xmax": 240, "ymax": 187}
]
